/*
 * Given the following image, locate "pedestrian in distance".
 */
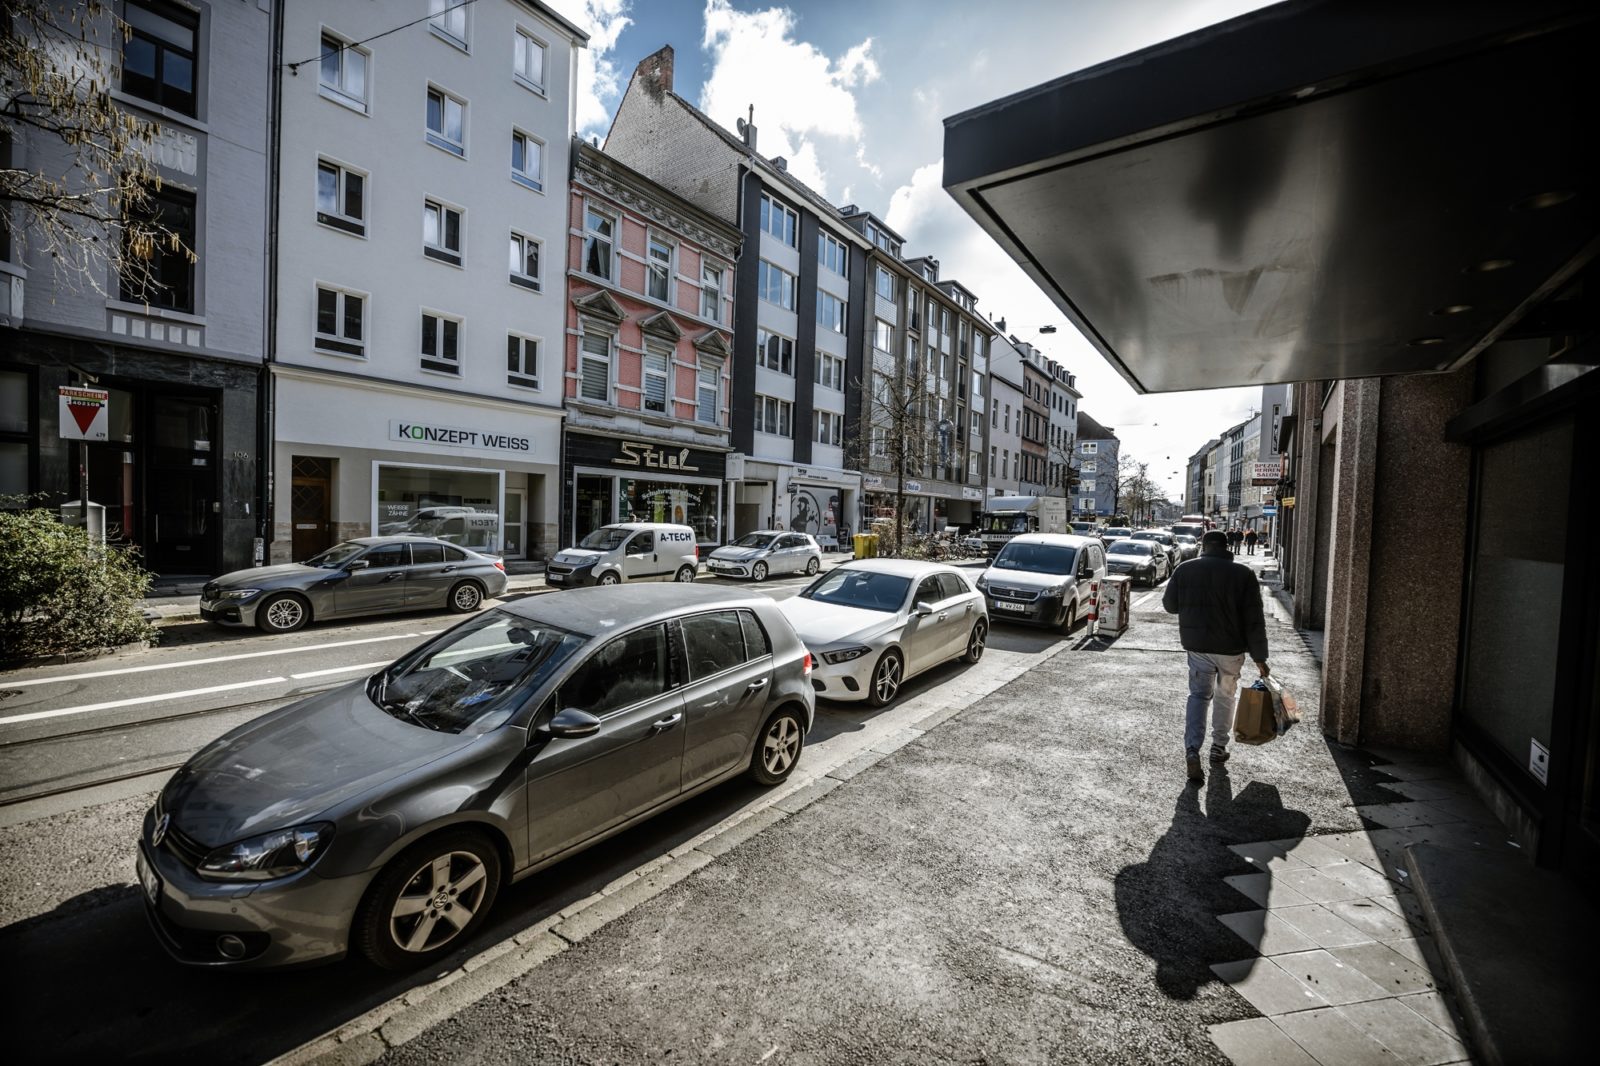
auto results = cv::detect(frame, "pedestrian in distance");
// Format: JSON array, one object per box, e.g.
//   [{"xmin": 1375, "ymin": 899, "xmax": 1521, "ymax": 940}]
[
  {"xmin": 1161, "ymin": 530, "xmax": 1270, "ymax": 782},
  {"xmin": 1244, "ymin": 528, "xmax": 1258, "ymax": 555},
  {"xmin": 1227, "ymin": 527, "xmax": 1243, "ymax": 552}
]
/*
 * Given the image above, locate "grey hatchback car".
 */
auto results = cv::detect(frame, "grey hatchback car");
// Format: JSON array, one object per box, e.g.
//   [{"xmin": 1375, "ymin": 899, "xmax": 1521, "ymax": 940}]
[
  {"xmin": 137, "ymin": 585, "xmax": 814, "ymax": 970},
  {"xmin": 200, "ymin": 536, "xmax": 508, "ymax": 633}
]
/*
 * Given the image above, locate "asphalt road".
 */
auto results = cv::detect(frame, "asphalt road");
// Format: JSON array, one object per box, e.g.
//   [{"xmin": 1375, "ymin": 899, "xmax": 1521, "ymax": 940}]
[{"xmin": 0, "ymin": 568, "xmax": 1078, "ymax": 1065}]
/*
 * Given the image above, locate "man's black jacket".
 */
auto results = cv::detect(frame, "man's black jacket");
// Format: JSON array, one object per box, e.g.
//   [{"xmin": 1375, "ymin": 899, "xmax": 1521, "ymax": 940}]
[{"xmin": 1161, "ymin": 548, "xmax": 1268, "ymax": 661}]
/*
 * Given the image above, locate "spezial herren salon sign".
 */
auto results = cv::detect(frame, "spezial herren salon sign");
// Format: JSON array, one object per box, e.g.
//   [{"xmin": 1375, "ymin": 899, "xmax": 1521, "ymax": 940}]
[{"xmin": 614, "ymin": 440, "xmax": 699, "ymax": 472}]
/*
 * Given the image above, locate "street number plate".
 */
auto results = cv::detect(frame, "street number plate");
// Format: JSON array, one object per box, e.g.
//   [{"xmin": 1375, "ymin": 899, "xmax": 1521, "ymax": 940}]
[
  {"xmin": 995, "ymin": 601, "xmax": 1026, "ymax": 612},
  {"xmin": 136, "ymin": 850, "xmax": 161, "ymax": 906}
]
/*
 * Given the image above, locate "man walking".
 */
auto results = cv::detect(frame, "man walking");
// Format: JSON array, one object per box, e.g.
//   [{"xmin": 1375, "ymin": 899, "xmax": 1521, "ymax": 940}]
[
  {"xmin": 1162, "ymin": 530, "xmax": 1269, "ymax": 781},
  {"xmin": 1244, "ymin": 528, "xmax": 1258, "ymax": 555},
  {"xmin": 1227, "ymin": 527, "xmax": 1243, "ymax": 553}
]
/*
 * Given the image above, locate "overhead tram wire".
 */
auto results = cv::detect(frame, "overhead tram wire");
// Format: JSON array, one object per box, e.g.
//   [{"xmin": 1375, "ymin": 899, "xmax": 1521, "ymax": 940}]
[{"xmin": 282, "ymin": 0, "xmax": 483, "ymax": 75}]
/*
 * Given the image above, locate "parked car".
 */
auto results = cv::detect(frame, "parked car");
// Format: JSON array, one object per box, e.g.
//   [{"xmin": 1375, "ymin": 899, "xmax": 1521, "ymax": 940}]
[
  {"xmin": 975, "ymin": 533, "xmax": 1106, "ymax": 633},
  {"xmin": 200, "ymin": 537, "xmax": 507, "ymax": 634},
  {"xmin": 1105, "ymin": 539, "xmax": 1170, "ymax": 586},
  {"xmin": 1098, "ymin": 526, "xmax": 1134, "ymax": 550},
  {"xmin": 779, "ymin": 560, "xmax": 987, "ymax": 707},
  {"xmin": 1130, "ymin": 529, "xmax": 1181, "ymax": 569},
  {"xmin": 137, "ymin": 585, "xmax": 815, "ymax": 970},
  {"xmin": 1173, "ymin": 533, "xmax": 1200, "ymax": 561},
  {"xmin": 545, "ymin": 523, "xmax": 698, "ymax": 587},
  {"xmin": 1068, "ymin": 521, "xmax": 1098, "ymax": 536},
  {"xmin": 705, "ymin": 531, "xmax": 822, "ymax": 581},
  {"xmin": 1170, "ymin": 522, "xmax": 1206, "ymax": 542}
]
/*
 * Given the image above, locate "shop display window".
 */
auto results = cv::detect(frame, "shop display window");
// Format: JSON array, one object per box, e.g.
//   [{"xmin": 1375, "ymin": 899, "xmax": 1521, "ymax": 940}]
[
  {"xmin": 376, "ymin": 464, "xmax": 501, "ymax": 551},
  {"xmin": 618, "ymin": 477, "xmax": 720, "ymax": 544}
]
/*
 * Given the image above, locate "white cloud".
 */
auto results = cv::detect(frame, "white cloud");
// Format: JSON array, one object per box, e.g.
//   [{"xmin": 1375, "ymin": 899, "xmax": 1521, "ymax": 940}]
[
  {"xmin": 549, "ymin": 0, "xmax": 633, "ymax": 139},
  {"xmin": 698, "ymin": 0, "xmax": 880, "ymax": 199},
  {"xmin": 886, "ymin": 158, "xmax": 1260, "ymax": 502}
]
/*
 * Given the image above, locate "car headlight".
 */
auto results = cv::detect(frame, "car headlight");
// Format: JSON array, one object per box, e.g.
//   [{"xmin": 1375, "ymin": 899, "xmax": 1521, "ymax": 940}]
[
  {"xmin": 821, "ymin": 645, "xmax": 871, "ymax": 665},
  {"xmin": 1045, "ymin": 583, "xmax": 1070, "ymax": 598},
  {"xmin": 197, "ymin": 822, "xmax": 334, "ymax": 881},
  {"xmin": 975, "ymin": 576, "xmax": 989, "ymax": 590},
  {"xmin": 218, "ymin": 588, "xmax": 261, "ymax": 601}
]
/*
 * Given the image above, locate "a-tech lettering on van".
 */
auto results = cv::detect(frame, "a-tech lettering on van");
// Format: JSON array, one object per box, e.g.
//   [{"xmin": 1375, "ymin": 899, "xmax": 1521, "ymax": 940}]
[{"xmin": 544, "ymin": 523, "xmax": 700, "ymax": 587}]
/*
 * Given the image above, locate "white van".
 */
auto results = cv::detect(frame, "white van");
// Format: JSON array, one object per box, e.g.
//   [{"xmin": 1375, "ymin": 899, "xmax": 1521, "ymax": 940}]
[
  {"xmin": 974, "ymin": 533, "xmax": 1107, "ymax": 632},
  {"xmin": 545, "ymin": 523, "xmax": 699, "ymax": 587}
]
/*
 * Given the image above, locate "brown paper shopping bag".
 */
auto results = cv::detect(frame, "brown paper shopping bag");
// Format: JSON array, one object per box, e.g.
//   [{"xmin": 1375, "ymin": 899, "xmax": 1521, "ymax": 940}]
[{"xmin": 1233, "ymin": 682, "xmax": 1277, "ymax": 745}]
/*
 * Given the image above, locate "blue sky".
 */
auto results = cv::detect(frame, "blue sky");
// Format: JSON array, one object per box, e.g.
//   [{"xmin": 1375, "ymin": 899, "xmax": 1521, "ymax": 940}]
[{"xmin": 551, "ymin": 0, "xmax": 1281, "ymax": 499}]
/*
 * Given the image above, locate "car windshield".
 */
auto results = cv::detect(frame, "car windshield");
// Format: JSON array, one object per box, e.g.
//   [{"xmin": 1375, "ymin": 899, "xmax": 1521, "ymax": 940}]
[
  {"xmin": 981, "ymin": 513, "xmax": 1031, "ymax": 533},
  {"xmin": 370, "ymin": 610, "xmax": 586, "ymax": 734},
  {"xmin": 305, "ymin": 541, "xmax": 368, "ymax": 568},
  {"xmin": 1103, "ymin": 528, "xmax": 1132, "ymax": 538},
  {"xmin": 993, "ymin": 543, "xmax": 1078, "ymax": 574},
  {"xmin": 578, "ymin": 527, "xmax": 629, "ymax": 551},
  {"xmin": 733, "ymin": 533, "xmax": 778, "ymax": 549},
  {"xmin": 1111, "ymin": 541, "xmax": 1152, "ymax": 556},
  {"xmin": 801, "ymin": 569, "xmax": 911, "ymax": 613},
  {"xmin": 1176, "ymin": 535, "xmax": 1197, "ymax": 544},
  {"xmin": 1132, "ymin": 532, "xmax": 1168, "ymax": 542}
]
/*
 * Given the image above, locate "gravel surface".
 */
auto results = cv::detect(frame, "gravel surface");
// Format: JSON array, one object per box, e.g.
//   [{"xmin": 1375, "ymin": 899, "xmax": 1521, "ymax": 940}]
[{"xmin": 388, "ymin": 603, "xmax": 1390, "ymax": 1065}]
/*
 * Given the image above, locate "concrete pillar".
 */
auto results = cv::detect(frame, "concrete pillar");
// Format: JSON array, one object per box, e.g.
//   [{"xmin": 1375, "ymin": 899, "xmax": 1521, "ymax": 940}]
[{"xmin": 1320, "ymin": 379, "xmax": 1380, "ymax": 744}]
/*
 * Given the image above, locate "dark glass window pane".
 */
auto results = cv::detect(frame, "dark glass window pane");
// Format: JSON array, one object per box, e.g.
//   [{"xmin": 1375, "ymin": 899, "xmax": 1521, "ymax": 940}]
[
  {"xmin": 319, "ymin": 38, "xmax": 340, "ymax": 86},
  {"xmin": 316, "ymin": 289, "xmax": 337, "ymax": 334},
  {"xmin": 561, "ymin": 625, "xmax": 668, "ymax": 716},
  {"xmin": 123, "ymin": 35, "xmax": 157, "ymax": 83},
  {"xmin": 365, "ymin": 545, "xmax": 409, "ymax": 568},
  {"xmin": 410, "ymin": 543, "xmax": 445, "ymax": 565},
  {"xmin": 427, "ymin": 92, "xmax": 442, "ymax": 133},
  {"xmin": 344, "ymin": 173, "xmax": 363, "ymax": 219},
  {"xmin": 343, "ymin": 294, "xmax": 362, "ymax": 340},
  {"xmin": 507, "ymin": 336, "xmax": 520, "ymax": 373},
  {"xmin": 682, "ymin": 611, "xmax": 746, "ymax": 680},
  {"xmin": 739, "ymin": 611, "xmax": 770, "ymax": 658},
  {"xmin": 421, "ymin": 315, "xmax": 437, "ymax": 356},
  {"xmin": 316, "ymin": 164, "xmax": 337, "ymax": 213},
  {"xmin": 442, "ymin": 320, "xmax": 458, "ymax": 359},
  {"xmin": 163, "ymin": 51, "xmax": 193, "ymax": 95},
  {"xmin": 444, "ymin": 210, "xmax": 459, "ymax": 250}
]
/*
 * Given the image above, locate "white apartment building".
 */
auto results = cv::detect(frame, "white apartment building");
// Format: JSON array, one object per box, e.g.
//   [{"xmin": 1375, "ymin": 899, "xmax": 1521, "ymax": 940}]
[
  {"xmin": 1045, "ymin": 359, "xmax": 1081, "ymax": 497},
  {"xmin": 269, "ymin": 1, "xmax": 586, "ymax": 562},
  {"xmin": 987, "ymin": 332, "xmax": 1026, "ymax": 498}
]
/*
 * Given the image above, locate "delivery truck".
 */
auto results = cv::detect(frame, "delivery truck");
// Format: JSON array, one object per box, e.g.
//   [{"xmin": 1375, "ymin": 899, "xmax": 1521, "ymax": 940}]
[{"xmin": 977, "ymin": 495, "xmax": 1069, "ymax": 555}]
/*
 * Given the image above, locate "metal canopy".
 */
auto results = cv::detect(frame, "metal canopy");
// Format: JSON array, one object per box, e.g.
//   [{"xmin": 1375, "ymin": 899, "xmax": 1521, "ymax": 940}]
[{"xmin": 943, "ymin": 0, "xmax": 1598, "ymax": 394}]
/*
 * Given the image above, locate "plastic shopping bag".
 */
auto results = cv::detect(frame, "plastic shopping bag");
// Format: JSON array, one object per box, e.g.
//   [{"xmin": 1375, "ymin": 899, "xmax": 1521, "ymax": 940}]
[
  {"xmin": 1233, "ymin": 681, "xmax": 1276, "ymax": 745},
  {"xmin": 1265, "ymin": 676, "xmax": 1301, "ymax": 736}
]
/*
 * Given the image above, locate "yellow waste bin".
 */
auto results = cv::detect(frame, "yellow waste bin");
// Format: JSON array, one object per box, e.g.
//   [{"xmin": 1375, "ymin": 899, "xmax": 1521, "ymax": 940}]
[
  {"xmin": 853, "ymin": 533, "xmax": 871, "ymax": 559},
  {"xmin": 865, "ymin": 533, "xmax": 879, "ymax": 558}
]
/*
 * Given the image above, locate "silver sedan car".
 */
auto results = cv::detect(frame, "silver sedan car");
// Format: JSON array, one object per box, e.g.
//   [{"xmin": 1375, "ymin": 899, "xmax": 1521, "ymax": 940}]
[
  {"xmin": 137, "ymin": 585, "xmax": 814, "ymax": 970},
  {"xmin": 200, "ymin": 536, "xmax": 508, "ymax": 634},
  {"xmin": 777, "ymin": 559, "xmax": 988, "ymax": 706},
  {"xmin": 705, "ymin": 531, "xmax": 822, "ymax": 581}
]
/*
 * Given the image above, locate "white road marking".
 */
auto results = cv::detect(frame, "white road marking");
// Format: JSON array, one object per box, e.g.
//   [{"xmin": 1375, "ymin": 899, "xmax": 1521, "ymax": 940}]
[
  {"xmin": 0, "ymin": 677, "xmax": 289, "ymax": 726},
  {"xmin": 4, "ymin": 632, "xmax": 426, "ymax": 688},
  {"xmin": 289, "ymin": 660, "xmax": 390, "ymax": 680}
]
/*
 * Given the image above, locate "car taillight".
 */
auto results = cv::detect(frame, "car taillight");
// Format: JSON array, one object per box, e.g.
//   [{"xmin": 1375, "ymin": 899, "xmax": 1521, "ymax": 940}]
[
  {"xmin": 493, "ymin": 560, "xmax": 505, "ymax": 572},
  {"xmin": 802, "ymin": 652, "xmax": 813, "ymax": 675}
]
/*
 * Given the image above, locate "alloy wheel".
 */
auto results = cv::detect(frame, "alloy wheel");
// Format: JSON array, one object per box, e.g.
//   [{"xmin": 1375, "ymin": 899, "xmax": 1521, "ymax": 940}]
[
  {"xmin": 265, "ymin": 597, "xmax": 303, "ymax": 630},
  {"xmin": 805, "ymin": 557, "xmax": 819, "ymax": 576},
  {"xmin": 752, "ymin": 562, "xmax": 767, "ymax": 582},
  {"xmin": 452, "ymin": 583, "xmax": 481, "ymax": 611},
  {"xmin": 874, "ymin": 653, "xmax": 902, "ymax": 703},
  {"xmin": 967, "ymin": 620, "xmax": 987, "ymax": 661},
  {"xmin": 762, "ymin": 716, "xmax": 801, "ymax": 775},
  {"xmin": 388, "ymin": 851, "xmax": 489, "ymax": 954}
]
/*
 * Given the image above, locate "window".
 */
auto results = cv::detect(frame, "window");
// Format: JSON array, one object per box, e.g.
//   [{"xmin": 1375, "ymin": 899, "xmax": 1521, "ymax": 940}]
[
  {"xmin": 1082, "ymin": 441, "xmax": 1098, "ymax": 454},
  {"xmin": 507, "ymin": 334, "xmax": 539, "ymax": 389},
  {"xmin": 756, "ymin": 395, "xmax": 791, "ymax": 437},
  {"xmin": 317, "ymin": 33, "xmax": 367, "ymax": 111},
  {"xmin": 428, "ymin": 0, "xmax": 468, "ymax": 48},
  {"xmin": 875, "ymin": 266, "xmax": 894, "ymax": 301},
  {"xmin": 818, "ymin": 233, "xmax": 849, "ymax": 278},
  {"xmin": 507, "ymin": 130, "xmax": 545, "ymax": 192},
  {"xmin": 696, "ymin": 360, "xmax": 721, "ymax": 424},
  {"xmin": 989, "ymin": 447, "xmax": 996, "ymax": 475},
  {"xmin": 873, "ymin": 318, "xmax": 893, "ymax": 352},
  {"xmin": 756, "ymin": 329, "xmax": 793, "ymax": 375},
  {"xmin": 1080, "ymin": 479, "xmax": 1096, "ymax": 492},
  {"xmin": 508, "ymin": 232, "xmax": 541, "ymax": 291},
  {"xmin": 422, "ymin": 199, "xmax": 462, "ymax": 265},
  {"xmin": 759, "ymin": 193, "xmax": 797, "ymax": 247},
  {"xmin": 740, "ymin": 610, "xmax": 770, "ymax": 658},
  {"xmin": 560, "ymin": 625, "xmax": 671, "ymax": 717},
  {"xmin": 701, "ymin": 264, "xmax": 724, "ymax": 321},
  {"xmin": 642, "ymin": 349, "xmax": 670, "ymax": 414},
  {"xmin": 314, "ymin": 285, "xmax": 364, "ymax": 356},
  {"xmin": 758, "ymin": 261, "xmax": 795, "ymax": 310},
  {"xmin": 411, "ymin": 543, "xmax": 445, "ymax": 566},
  {"xmin": 579, "ymin": 332, "xmax": 611, "ymax": 402},
  {"xmin": 121, "ymin": 185, "xmax": 194, "ymax": 312},
  {"xmin": 815, "ymin": 353, "xmax": 844, "ymax": 391},
  {"xmin": 1080, "ymin": 497, "xmax": 1096, "ymax": 511},
  {"xmin": 1082, "ymin": 460, "xmax": 1096, "ymax": 473},
  {"xmin": 816, "ymin": 292, "xmax": 846, "ymax": 334},
  {"xmin": 813, "ymin": 410, "xmax": 842, "ymax": 447},
  {"xmin": 420, "ymin": 312, "xmax": 461, "ymax": 374},
  {"xmin": 1004, "ymin": 406, "xmax": 1011, "ymax": 432},
  {"xmin": 647, "ymin": 237, "xmax": 672, "ymax": 302},
  {"xmin": 122, "ymin": 1, "xmax": 197, "ymax": 115},
  {"xmin": 513, "ymin": 28, "xmax": 546, "ymax": 92},
  {"xmin": 316, "ymin": 160, "xmax": 365, "ymax": 235},
  {"xmin": 682, "ymin": 611, "xmax": 748, "ymax": 680},
  {"xmin": 583, "ymin": 207, "xmax": 614, "ymax": 279},
  {"xmin": 425, "ymin": 87, "xmax": 465, "ymax": 156}
]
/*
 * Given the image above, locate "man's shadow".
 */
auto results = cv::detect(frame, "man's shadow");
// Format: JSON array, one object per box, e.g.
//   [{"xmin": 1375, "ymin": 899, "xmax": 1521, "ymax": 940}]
[{"xmin": 1112, "ymin": 769, "xmax": 1310, "ymax": 999}]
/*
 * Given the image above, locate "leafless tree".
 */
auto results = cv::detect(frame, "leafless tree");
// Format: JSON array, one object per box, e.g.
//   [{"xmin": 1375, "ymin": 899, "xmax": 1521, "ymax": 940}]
[
  {"xmin": 1045, "ymin": 433, "xmax": 1079, "ymax": 500},
  {"xmin": 1115, "ymin": 456, "xmax": 1166, "ymax": 527},
  {"xmin": 844, "ymin": 363, "xmax": 941, "ymax": 556},
  {"xmin": 2, "ymin": 0, "xmax": 194, "ymax": 298}
]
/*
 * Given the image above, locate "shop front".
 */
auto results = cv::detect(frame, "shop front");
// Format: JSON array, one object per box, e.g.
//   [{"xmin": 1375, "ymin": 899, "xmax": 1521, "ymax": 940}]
[
  {"xmin": 563, "ymin": 431, "xmax": 727, "ymax": 549},
  {"xmin": 782, "ymin": 464, "xmax": 859, "ymax": 549},
  {"xmin": 271, "ymin": 369, "xmax": 562, "ymax": 564}
]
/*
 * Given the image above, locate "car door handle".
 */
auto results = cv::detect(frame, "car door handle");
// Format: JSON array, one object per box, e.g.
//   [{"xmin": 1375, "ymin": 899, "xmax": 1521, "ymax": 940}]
[
  {"xmin": 383, "ymin": 572, "xmax": 403, "ymax": 582},
  {"xmin": 745, "ymin": 677, "xmax": 769, "ymax": 695},
  {"xmin": 651, "ymin": 713, "xmax": 682, "ymax": 733},
  {"xmin": 442, "ymin": 565, "xmax": 457, "ymax": 573}
]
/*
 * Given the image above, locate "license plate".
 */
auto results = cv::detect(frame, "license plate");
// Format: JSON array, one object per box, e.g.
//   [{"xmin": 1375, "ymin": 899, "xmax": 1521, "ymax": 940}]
[
  {"xmin": 995, "ymin": 601, "xmax": 1026, "ymax": 612},
  {"xmin": 546, "ymin": 573, "xmax": 565, "ymax": 584},
  {"xmin": 136, "ymin": 850, "xmax": 161, "ymax": 906}
]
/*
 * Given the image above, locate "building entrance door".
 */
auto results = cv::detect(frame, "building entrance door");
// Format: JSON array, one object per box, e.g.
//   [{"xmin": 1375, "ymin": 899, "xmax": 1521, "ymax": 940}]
[
  {"xmin": 147, "ymin": 395, "xmax": 217, "ymax": 574},
  {"xmin": 503, "ymin": 490, "xmax": 525, "ymax": 558},
  {"xmin": 291, "ymin": 456, "xmax": 334, "ymax": 561}
]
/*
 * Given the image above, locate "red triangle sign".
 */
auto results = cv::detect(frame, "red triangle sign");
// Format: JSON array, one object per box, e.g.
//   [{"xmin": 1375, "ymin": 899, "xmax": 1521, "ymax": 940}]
[{"xmin": 67, "ymin": 400, "xmax": 101, "ymax": 435}]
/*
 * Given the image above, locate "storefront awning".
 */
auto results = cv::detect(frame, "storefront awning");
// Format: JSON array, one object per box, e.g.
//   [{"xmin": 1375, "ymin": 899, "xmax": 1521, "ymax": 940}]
[{"xmin": 942, "ymin": 0, "xmax": 1598, "ymax": 394}]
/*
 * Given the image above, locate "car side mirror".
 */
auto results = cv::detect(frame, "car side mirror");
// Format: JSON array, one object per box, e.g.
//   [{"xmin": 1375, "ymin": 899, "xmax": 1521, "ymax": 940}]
[
  {"xmin": 346, "ymin": 559, "xmax": 370, "ymax": 571},
  {"xmin": 914, "ymin": 602, "xmax": 935, "ymax": 617},
  {"xmin": 546, "ymin": 707, "xmax": 601, "ymax": 739}
]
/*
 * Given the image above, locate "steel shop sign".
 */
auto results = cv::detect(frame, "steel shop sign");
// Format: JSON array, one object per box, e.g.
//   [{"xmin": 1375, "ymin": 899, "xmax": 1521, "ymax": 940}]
[
  {"xmin": 1251, "ymin": 458, "xmax": 1283, "ymax": 486},
  {"xmin": 390, "ymin": 420, "xmax": 532, "ymax": 454}
]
